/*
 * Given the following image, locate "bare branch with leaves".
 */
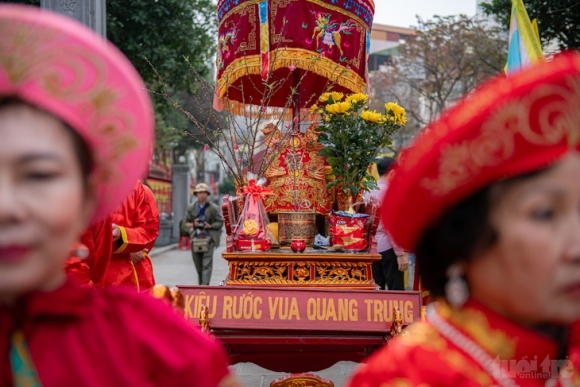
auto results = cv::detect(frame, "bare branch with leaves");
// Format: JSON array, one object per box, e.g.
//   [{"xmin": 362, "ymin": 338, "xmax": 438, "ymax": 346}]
[
  {"xmin": 147, "ymin": 46, "xmax": 349, "ymax": 187},
  {"xmin": 368, "ymin": 15, "xmax": 507, "ymax": 154}
]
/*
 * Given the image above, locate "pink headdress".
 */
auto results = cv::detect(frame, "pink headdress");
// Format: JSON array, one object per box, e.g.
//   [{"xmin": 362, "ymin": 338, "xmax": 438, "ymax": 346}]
[{"xmin": 0, "ymin": 5, "xmax": 154, "ymax": 222}]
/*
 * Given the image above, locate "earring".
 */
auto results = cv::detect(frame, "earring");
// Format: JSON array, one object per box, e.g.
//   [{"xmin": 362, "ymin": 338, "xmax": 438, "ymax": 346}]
[{"xmin": 445, "ymin": 264, "xmax": 469, "ymax": 308}]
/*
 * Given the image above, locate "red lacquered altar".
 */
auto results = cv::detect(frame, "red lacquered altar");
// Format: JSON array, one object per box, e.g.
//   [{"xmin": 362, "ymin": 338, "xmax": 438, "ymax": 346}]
[
  {"xmin": 224, "ymin": 249, "xmax": 379, "ymax": 289},
  {"xmin": 175, "ymin": 193, "xmax": 422, "ymax": 374},
  {"xmin": 178, "ymin": 285, "xmax": 421, "ymax": 372}
]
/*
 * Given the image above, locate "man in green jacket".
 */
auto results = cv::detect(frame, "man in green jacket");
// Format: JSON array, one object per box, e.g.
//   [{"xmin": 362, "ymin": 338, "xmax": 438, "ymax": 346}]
[{"xmin": 182, "ymin": 183, "xmax": 224, "ymax": 285}]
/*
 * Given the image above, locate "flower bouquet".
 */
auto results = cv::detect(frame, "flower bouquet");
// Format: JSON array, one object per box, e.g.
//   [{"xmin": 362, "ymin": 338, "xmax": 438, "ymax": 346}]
[
  {"xmin": 313, "ymin": 92, "xmax": 406, "ymax": 211},
  {"xmin": 314, "ymin": 92, "xmax": 406, "ymax": 250}
]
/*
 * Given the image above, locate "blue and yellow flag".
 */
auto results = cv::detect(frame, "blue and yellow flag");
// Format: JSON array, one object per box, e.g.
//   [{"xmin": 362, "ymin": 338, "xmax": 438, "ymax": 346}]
[{"xmin": 506, "ymin": 0, "xmax": 544, "ymax": 75}]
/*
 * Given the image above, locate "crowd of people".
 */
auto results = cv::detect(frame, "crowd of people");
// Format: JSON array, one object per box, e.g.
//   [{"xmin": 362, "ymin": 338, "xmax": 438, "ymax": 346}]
[{"xmin": 2, "ymin": 4, "xmax": 580, "ymax": 387}]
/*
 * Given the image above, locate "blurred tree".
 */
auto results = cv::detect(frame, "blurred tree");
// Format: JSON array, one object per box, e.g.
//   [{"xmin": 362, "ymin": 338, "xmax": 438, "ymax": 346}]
[
  {"xmin": 106, "ymin": 0, "xmax": 216, "ymax": 91},
  {"xmin": 7, "ymin": 0, "xmax": 216, "ymax": 89},
  {"xmin": 369, "ymin": 15, "xmax": 507, "ymax": 153},
  {"xmin": 218, "ymin": 177, "xmax": 236, "ymax": 195},
  {"xmin": 480, "ymin": 0, "xmax": 580, "ymax": 50},
  {"xmin": 6, "ymin": 0, "xmax": 218, "ymax": 155},
  {"xmin": 106, "ymin": 0, "xmax": 218, "ymax": 156}
]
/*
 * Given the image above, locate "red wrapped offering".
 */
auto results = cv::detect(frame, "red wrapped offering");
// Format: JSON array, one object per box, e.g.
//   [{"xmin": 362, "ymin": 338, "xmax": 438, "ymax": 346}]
[
  {"xmin": 234, "ymin": 178, "xmax": 277, "ymax": 251},
  {"xmin": 328, "ymin": 211, "xmax": 369, "ymax": 251},
  {"xmin": 340, "ymin": 237, "xmax": 368, "ymax": 251},
  {"xmin": 329, "ymin": 225, "xmax": 366, "ymax": 238}
]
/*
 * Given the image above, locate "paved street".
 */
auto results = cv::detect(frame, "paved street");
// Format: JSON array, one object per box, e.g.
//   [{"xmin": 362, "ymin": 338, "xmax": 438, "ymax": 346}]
[
  {"xmin": 151, "ymin": 235, "xmax": 230, "ymax": 287},
  {"xmin": 150, "ymin": 236, "xmax": 360, "ymax": 387}
]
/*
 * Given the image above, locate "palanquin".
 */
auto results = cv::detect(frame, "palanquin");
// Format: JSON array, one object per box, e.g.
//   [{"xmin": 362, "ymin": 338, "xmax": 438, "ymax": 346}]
[{"xmin": 169, "ymin": 194, "xmax": 422, "ymax": 373}]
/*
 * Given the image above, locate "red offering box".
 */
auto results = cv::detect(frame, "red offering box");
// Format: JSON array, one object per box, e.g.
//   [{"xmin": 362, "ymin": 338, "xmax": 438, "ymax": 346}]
[{"xmin": 235, "ymin": 239, "xmax": 272, "ymax": 251}]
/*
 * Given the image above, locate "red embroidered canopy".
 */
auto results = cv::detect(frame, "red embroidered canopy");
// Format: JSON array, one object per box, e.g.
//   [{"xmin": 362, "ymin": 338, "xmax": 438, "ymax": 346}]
[{"xmin": 216, "ymin": 0, "xmax": 375, "ymax": 111}]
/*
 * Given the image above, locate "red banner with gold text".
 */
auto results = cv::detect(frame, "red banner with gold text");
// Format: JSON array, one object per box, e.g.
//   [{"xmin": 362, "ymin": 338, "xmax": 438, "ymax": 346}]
[{"xmin": 178, "ymin": 286, "xmax": 421, "ymax": 333}]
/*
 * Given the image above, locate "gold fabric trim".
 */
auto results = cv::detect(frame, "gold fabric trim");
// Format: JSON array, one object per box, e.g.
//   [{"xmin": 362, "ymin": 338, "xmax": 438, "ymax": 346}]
[
  {"xmin": 114, "ymin": 226, "xmax": 129, "ymax": 254},
  {"xmin": 217, "ymin": 48, "xmax": 365, "ymax": 101},
  {"xmin": 270, "ymin": 49, "xmax": 365, "ymax": 91},
  {"xmin": 399, "ymin": 322, "xmax": 494, "ymax": 386},
  {"xmin": 225, "ymin": 102, "xmax": 319, "ymax": 121},
  {"xmin": 130, "ymin": 260, "xmax": 141, "ymax": 292},
  {"xmin": 437, "ymin": 302, "xmax": 517, "ymax": 359}
]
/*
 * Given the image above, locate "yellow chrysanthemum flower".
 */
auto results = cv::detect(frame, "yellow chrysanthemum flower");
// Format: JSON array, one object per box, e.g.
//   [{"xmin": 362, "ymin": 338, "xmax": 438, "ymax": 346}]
[
  {"xmin": 385, "ymin": 102, "xmax": 407, "ymax": 125},
  {"xmin": 384, "ymin": 102, "xmax": 405, "ymax": 115},
  {"xmin": 360, "ymin": 110, "xmax": 383, "ymax": 123},
  {"xmin": 345, "ymin": 93, "xmax": 369, "ymax": 104},
  {"xmin": 310, "ymin": 104, "xmax": 318, "ymax": 113},
  {"xmin": 325, "ymin": 101, "xmax": 352, "ymax": 114},
  {"xmin": 319, "ymin": 92, "xmax": 344, "ymax": 103}
]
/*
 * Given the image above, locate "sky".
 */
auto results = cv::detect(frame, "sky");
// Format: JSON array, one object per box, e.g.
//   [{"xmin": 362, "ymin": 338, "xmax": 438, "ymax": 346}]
[{"xmin": 373, "ymin": 0, "xmax": 478, "ymax": 28}]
